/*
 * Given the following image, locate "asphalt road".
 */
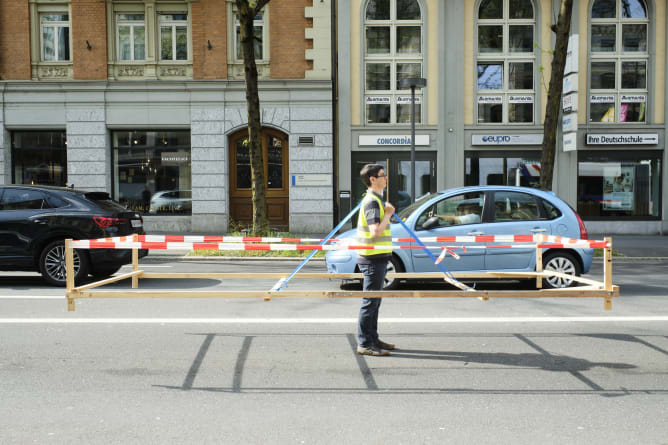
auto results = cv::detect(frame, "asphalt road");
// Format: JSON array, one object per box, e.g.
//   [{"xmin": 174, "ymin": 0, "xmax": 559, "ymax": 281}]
[{"xmin": 1, "ymin": 259, "xmax": 667, "ymax": 444}]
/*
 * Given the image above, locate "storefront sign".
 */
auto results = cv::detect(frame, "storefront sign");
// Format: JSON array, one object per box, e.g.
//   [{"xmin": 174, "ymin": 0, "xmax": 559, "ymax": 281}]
[
  {"xmin": 397, "ymin": 96, "xmax": 422, "ymax": 104},
  {"xmin": 161, "ymin": 151, "xmax": 190, "ymax": 165},
  {"xmin": 563, "ymin": 73, "xmax": 578, "ymax": 95},
  {"xmin": 291, "ymin": 174, "xmax": 332, "ymax": 186},
  {"xmin": 359, "ymin": 135, "xmax": 430, "ymax": 146},
  {"xmin": 563, "ymin": 93, "xmax": 578, "ymax": 113},
  {"xmin": 590, "ymin": 95, "xmax": 615, "ymax": 103},
  {"xmin": 365, "ymin": 96, "xmax": 391, "ymax": 104},
  {"xmin": 509, "ymin": 95, "xmax": 533, "ymax": 103},
  {"xmin": 621, "ymin": 94, "xmax": 646, "ymax": 103},
  {"xmin": 472, "ymin": 134, "xmax": 543, "ymax": 145},
  {"xmin": 603, "ymin": 165, "xmax": 634, "ymax": 210},
  {"xmin": 564, "ymin": 34, "xmax": 579, "ymax": 76},
  {"xmin": 586, "ymin": 133, "xmax": 658, "ymax": 145},
  {"xmin": 563, "ymin": 132, "xmax": 577, "ymax": 152},
  {"xmin": 562, "ymin": 114, "xmax": 578, "ymax": 133},
  {"xmin": 477, "ymin": 96, "xmax": 502, "ymax": 104}
]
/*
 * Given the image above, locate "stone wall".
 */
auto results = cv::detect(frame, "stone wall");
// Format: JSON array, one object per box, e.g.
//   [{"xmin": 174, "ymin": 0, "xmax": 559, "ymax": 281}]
[{"xmin": 65, "ymin": 107, "xmax": 108, "ymax": 192}]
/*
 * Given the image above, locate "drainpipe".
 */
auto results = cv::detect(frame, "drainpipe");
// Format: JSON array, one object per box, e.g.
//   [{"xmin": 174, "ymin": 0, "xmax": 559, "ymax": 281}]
[{"xmin": 331, "ymin": 0, "xmax": 339, "ymax": 224}]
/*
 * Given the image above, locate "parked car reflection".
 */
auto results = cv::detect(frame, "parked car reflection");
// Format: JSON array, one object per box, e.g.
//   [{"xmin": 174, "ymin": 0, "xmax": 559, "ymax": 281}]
[{"xmin": 149, "ymin": 190, "xmax": 192, "ymax": 214}]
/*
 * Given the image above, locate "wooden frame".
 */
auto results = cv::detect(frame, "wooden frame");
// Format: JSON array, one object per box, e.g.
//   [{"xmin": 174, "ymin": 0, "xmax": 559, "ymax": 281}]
[{"xmin": 65, "ymin": 237, "xmax": 618, "ymax": 312}]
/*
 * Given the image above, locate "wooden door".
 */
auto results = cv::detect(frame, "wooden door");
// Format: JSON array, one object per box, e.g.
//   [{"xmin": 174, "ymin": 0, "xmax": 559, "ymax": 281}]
[{"xmin": 229, "ymin": 128, "xmax": 289, "ymax": 229}]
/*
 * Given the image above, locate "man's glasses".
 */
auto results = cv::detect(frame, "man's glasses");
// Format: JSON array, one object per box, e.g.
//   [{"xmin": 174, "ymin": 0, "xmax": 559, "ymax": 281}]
[{"xmin": 375, "ymin": 174, "xmax": 386, "ymax": 178}]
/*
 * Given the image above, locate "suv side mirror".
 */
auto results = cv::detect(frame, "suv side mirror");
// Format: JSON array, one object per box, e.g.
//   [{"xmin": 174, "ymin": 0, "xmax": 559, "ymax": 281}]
[{"xmin": 421, "ymin": 216, "xmax": 440, "ymax": 230}]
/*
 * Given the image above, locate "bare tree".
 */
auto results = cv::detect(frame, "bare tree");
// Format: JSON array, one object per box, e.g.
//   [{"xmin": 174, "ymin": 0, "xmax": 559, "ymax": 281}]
[
  {"xmin": 539, "ymin": 0, "xmax": 574, "ymax": 191},
  {"xmin": 236, "ymin": 0, "xmax": 271, "ymax": 234}
]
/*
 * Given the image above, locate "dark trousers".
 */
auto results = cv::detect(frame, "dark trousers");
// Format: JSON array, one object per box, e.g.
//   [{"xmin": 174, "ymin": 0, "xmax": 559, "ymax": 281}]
[{"xmin": 357, "ymin": 260, "xmax": 387, "ymax": 348}]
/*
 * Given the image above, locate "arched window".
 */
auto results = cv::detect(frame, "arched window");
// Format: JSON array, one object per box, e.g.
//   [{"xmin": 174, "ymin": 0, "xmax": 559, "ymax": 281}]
[
  {"xmin": 364, "ymin": 0, "xmax": 423, "ymax": 124},
  {"xmin": 589, "ymin": 0, "xmax": 649, "ymax": 123},
  {"xmin": 476, "ymin": 0, "xmax": 536, "ymax": 124}
]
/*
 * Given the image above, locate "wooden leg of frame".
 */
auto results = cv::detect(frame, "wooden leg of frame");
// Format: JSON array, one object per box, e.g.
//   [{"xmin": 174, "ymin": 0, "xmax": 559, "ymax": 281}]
[
  {"xmin": 67, "ymin": 296, "xmax": 76, "ymax": 312},
  {"xmin": 535, "ymin": 235, "xmax": 543, "ymax": 289},
  {"xmin": 604, "ymin": 296, "xmax": 612, "ymax": 310},
  {"xmin": 132, "ymin": 247, "xmax": 139, "ymax": 289}
]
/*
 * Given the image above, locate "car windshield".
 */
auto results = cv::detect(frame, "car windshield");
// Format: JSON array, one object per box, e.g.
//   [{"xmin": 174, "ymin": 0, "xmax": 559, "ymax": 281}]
[
  {"xmin": 397, "ymin": 193, "xmax": 439, "ymax": 221},
  {"xmin": 84, "ymin": 192, "xmax": 128, "ymax": 212}
]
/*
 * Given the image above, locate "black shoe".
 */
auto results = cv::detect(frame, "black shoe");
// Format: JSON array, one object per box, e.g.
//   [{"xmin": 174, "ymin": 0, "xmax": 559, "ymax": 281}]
[
  {"xmin": 376, "ymin": 339, "xmax": 396, "ymax": 350},
  {"xmin": 357, "ymin": 345, "xmax": 390, "ymax": 356}
]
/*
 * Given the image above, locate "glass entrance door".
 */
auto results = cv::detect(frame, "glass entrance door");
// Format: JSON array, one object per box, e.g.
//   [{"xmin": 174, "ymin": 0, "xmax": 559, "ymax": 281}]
[{"xmin": 351, "ymin": 151, "xmax": 437, "ymax": 219}]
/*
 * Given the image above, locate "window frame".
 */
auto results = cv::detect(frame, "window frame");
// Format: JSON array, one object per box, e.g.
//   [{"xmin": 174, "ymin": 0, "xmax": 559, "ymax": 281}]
[
  {"xmin": 588, "ymin": 0, "xmax": 650, "ymax": 124},
  {"xmin": 475, "ymin": 0, "xmax": 537, "ymax": 125},
  {"xmin": 233, "ymin": 7, "xmax": 267, "ymax": 62},
  {"xmin": 158, "ymin": 13, "xmax": 189, "ymax": 61},
  {"xmin": 363, "ymin": 0, "xmax": 425, "ymax": 125},
  {"xmin": 39, "ymin": 12, "xmax": 71, "ymax": 62},
  {"xmin": 116, "ymin": 13, "xmax": 146, "ymax": 62}
]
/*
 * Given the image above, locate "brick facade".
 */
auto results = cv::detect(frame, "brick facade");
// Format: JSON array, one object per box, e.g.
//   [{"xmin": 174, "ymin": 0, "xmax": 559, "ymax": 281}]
[
  {"xmin": 270, "ymin": 0, "xmax": 312, "ymax": 79},
  {"xmin": 192, "ymin": 0, "xmax": 228, "ymax": 79},
  {"xmin": 71, "ymin": 0, "xmax": 107, "ymax": 80},
  {"xmin": 0, "ymin": 1, "xmax": 31, "ymax": 80}
]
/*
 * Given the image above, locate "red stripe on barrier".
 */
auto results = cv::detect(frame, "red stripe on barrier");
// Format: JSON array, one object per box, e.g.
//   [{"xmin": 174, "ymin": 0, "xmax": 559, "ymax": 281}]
[
  {"xmin": 486, "ymin": 245, "xmax": 513, "ymax": 249},
  {"xmin": 245, "ymin": 244, "xmax": 270, "ymax": 251},
  {"xmin": 475, "ymin": 235, "xmax": 495, "ymax": 243},
  {"xmin": 203, "ymin": 236, "xmax": 223, "ymax": 242},
  {"xmin": 89, "ymin": 241, "xmax": 114, "ymax": 249},
  {"xmin": 297, "ymin": 245, "xmax": 322, "ymax": 251},
  {"xmin": 242, "ymin": 237, "xmax": 263, "ymax": 242},
  {"xmin": 164, "ymin": 236, "xmax": 185, "ymax": 242},
  {"xmin": 192, "ymin": 243, "xmax": 219, "ymax": 250},
  {"xmin": 143, "ymin": 242, "xmax": 168, "ymax": 250},
  {"xmin": 513, "ymin": 235, "xmax": 534, "ymax": 242},
  {"xmin": 435, "ymin": 237, "xmax": 458, "ymax": 242}
]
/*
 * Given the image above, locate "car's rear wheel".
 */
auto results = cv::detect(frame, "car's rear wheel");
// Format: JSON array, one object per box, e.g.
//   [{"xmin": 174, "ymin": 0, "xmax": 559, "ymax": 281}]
[
  {"xmin": 39, "ymin": 240, "xmax": 90, "ymax": 286},
  {"xmin": 382, "ymin": 255, "xmax": 403, "ymax": 290},
  {"xmin": 542, "ymin": 251, "xmax": 581, "ymax": 289}
]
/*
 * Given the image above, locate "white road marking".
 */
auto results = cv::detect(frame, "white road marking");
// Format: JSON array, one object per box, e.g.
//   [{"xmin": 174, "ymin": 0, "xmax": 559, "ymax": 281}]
[
  {"xmin": 0, "ymin": 295, "xmax": 64, "ymax": 299},
  {"xmin": 1, "ymin": 316, "xmax": 668, "ymax": 324},
  {"xmin": 120, "ymin": 265, "xmax": 172, "ymax": 268}
]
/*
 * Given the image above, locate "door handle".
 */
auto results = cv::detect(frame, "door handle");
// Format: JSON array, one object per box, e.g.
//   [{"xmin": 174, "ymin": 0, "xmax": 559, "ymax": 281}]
[
  {"xmin": 468, "ymin": 231, "xmax": 484, "ymax": 236},
  {"xmin": 530, "ymin": 228, "xmax": 547, "ymax": 233},
  {"xmin": 32, "ymin": 219, "xmax": 47, "ymax": 224}
]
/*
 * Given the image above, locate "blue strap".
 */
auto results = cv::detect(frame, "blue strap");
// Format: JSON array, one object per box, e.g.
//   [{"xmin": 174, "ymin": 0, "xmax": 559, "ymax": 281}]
[
  {"xmin": 276, "ymin": 200, "xmax": 364, "ymax": 291},
  {"xmin": 392, "ymin": 213, "xmax": 471, "ymax": 288}
]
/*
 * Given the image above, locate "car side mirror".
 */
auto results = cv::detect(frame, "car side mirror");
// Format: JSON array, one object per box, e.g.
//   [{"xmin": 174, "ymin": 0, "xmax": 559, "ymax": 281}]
[{"xmin": 421, "ymin": 216, "xmax": 440, "ymax": 230}]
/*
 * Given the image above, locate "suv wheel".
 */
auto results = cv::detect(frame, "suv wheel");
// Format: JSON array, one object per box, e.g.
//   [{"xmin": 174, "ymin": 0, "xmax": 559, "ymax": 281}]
[
  {"xmin": 91, "ymin": 265, "xmax": 122, "ymax": 279},
  {"xmin": 39, "ymin": 240, "xmax": 90, "ymax": 286},
  {"xmin": 542, "ymin": 251, "xmax": 581, "ymax": 289}
]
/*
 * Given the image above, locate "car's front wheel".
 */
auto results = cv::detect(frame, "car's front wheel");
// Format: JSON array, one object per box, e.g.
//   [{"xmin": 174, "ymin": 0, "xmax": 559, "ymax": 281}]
[
  {"xmin": 39, "ymin": 240, "xmax": 90, "ymax": 286},
  {"xmin": 541, "ymin": 251, "xmax": 582, "ymax": 289}
]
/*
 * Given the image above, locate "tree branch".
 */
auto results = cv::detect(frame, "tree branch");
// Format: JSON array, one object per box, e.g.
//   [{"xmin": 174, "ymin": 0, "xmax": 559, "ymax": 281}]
[{"xmin": 252, "ymin": 0, "xmax": 271, "ymax": 16}]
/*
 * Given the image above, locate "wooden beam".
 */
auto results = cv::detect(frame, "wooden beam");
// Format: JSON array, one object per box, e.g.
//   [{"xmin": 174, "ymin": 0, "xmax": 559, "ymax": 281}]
[{"xmin": 73, "ymin": 270, "xmax": 144, "ymax": 291}]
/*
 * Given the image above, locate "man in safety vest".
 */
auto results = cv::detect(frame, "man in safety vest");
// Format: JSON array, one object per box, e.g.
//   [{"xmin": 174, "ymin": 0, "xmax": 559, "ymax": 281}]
[{"xmin": 356, "ymin": 164, "xmax": 396, "ymax": 356}]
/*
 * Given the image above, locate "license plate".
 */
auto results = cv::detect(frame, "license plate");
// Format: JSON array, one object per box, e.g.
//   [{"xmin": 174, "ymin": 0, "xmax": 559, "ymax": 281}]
[{"xmin": 131, "ymin": 220, "xmax": 143, "ymax": 228}]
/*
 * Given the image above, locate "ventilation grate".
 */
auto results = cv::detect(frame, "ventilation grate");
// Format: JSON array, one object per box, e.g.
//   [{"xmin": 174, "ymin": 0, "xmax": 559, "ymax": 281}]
[{"xmin": 298, "ymin": 136, "xmax": 315, "ymax": 145}]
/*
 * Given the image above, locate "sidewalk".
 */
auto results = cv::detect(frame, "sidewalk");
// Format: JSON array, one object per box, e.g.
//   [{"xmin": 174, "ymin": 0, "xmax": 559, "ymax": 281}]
[{"xmin": 142, "ymin": 233, "xmax": 668, "ymax": 260}]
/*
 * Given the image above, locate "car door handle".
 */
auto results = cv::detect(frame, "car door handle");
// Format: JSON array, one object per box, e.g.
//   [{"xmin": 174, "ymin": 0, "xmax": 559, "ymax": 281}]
[
  {"xmin": 32, "ymin": 219, "xmax": 47, "ymax": 224},
  {"xmin": 530, "ymin": 228, "xmax": 547, "ymax": 233},
  {"xmin": 468, "ymin": 231, "xmax": 484, "ymax": 236}
]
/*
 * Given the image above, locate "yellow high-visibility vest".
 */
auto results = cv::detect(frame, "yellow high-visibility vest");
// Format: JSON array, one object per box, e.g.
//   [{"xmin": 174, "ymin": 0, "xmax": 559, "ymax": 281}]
[{"xmin": 357, "ymin": 193, "xmax": 392, "ymax": 257}]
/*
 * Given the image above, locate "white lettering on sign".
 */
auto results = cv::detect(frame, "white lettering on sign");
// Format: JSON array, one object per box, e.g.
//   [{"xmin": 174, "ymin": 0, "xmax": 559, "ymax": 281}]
[
  {"xmin": 586, "ymin": 133, "xmax": 658, "ymax": 145},
  {"xmin": 509, "ymin": 95, "xmax": 533, "ymax": 104},
  {"xmin": 471, "ymin": 134, "xmax": 543, "ymax": 145},
  {"xmin": 621, "ymin": 95, "xmax": 646, "ymax": 103},
  {"xmin": 365, "ymin": 96, "xmax": 391, "ymax": 104},
  {"xmin": 397, "ymin": 96, "xmax": 422, "ymax": 104},
  {"xmin": 291, "ymin": 174, "xmax": 332, "ymax": 187},
  {"xmin": 359, "ymin": 135, "xmax": 430, "ymax": 146},
  {"xmin": 590, "ymin": 95, "xmax": 615, "ymax": 103},
  {"xmin": 478, "ymin": 96, "xmax": 503, "ymax": 104},
  {"xmin": 562, "ymin": 115, "xmax": 578, "ymax": 133}
]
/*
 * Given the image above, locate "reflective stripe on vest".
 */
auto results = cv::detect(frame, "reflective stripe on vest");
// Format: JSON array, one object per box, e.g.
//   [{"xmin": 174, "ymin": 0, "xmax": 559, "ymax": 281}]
[{"xmin": 357, "ymin": 193, "xmax": 393, "ymax": 257}]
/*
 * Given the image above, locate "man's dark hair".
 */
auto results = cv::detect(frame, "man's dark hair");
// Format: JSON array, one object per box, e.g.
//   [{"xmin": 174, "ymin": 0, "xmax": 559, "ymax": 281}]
[{"xmin": 360, "ymin": 164, "xmax": 384, "ymax": 187}]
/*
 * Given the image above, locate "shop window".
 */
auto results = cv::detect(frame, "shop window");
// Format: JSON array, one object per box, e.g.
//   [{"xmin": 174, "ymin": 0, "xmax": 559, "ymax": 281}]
[
  {"xmin": 41, "ymin": 13, "xmax": 70, "ymax": 61},
  {"xmin": 465, "ymin": 151, "xmax": 541, "ymax": 187},
  {"xmin": 476, "ymin": 0, "xmax": 535, "ymax": 124},
  {"xmin": 577, "ymin": 151, "xmax": 661, "ymax": 219},
  {"xmin": 117, "ymin": 14, "xmax": 146, "ymax": 61},
  {"xmin": 364, "ymin": 0, "xmax": 423, "ymax": 124},
  {"xmin": 589, "ymin": 0, "xmax": 649, "ymax": 123},
  {"xmin": 159, "ymin": 14, "xmax": 188, "ymax": 61},
  {"xmin": 11, "ymin": 132, "xmax": 67, "ymax": 186},
  {"xmin": 112, "ymin": 131, "xmax": 192, "ymax": 215}
]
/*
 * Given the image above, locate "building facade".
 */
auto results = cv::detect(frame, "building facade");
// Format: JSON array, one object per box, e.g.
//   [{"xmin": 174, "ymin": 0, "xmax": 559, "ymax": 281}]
[
  {"xmin": 0, "ymin": 0, "xmax": 333, "ymax": 233},
  {"xmin": 337, "ymin": 0, "xmax": 668, "ymax": 234}
]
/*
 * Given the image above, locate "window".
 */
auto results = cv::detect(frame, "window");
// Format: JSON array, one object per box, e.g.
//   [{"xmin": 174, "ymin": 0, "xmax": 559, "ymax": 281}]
[
  {"xmin": 117, "ymin": 14, "xmax": 146, "ymax": 61},
  {"xmin": 0, "ymin": 189, "xmax": 51, "ymax": 211},
  {"xmin": 235, "ymin": 9, "xmax": 265, "ymax": 60},
  {"xmin": 11, "ymin": 132, "xmax": 67, "ymax": 186},
  {"xmin": 589, "ymin": 0, "xmax": 649, "ymax": 123},
  {"xmin": 112, "ymin": 131, "xmax": 192, "ymax": 215},
  {"xmin": 476, "ymin": 0, "xmax": 536, "ymax": 124},
  {"xmin": 465, "ymin": 151, "xmax": 541, "ymax": 187},
  {"xmin": 577, "ymin": 151, "xmax": 661, "ymax": 219},
  {"xmin": 160, "ymin": 14, "xmax": 188, "ymax": 61},
  {"xmin": 492, "ymin": 191, "xmax": 538, "ymax": 222},
  {"xmin": 41, "ymin": 13, "xmax": 70, "ymax": 61},
  {"xmin": 364, "ymin": 0, "xmax": 423, "ymax": 124},
  {"xmin": 416, "ymin": 192, "xmax": 485, "ymax": 230}
]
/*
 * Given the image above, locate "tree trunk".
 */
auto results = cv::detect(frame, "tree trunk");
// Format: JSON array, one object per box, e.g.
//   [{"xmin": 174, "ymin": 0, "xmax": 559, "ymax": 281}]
[
  {"xmin": 540, "ymin": 0, "xmax": 574, "ymax": 191},
  {"xmin": 236, "ymin": 0, "xmax": 271, "ymax": 234}
]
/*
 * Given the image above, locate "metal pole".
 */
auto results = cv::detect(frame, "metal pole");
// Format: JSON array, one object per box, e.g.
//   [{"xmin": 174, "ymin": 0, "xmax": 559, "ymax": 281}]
[{"xmin": 410, "ymin": 85, "xmax": 416, "ymax": 202}]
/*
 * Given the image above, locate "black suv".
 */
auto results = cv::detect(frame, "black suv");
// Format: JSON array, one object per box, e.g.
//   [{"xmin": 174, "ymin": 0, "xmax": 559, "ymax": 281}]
[{"xmin": 0, "ymin": 185, "xmax": 147, "ymax": 285}]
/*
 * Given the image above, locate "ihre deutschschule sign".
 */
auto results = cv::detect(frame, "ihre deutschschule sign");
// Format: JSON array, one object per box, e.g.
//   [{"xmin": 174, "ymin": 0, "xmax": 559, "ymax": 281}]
[{"xmin": 586, "ymin": 134, "xmax": 658, "ymax": 145}]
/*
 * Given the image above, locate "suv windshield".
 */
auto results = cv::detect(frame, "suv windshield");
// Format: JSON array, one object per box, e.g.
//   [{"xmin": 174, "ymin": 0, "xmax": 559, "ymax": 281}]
[{"xmin": 397, "ymin": 193, "xmax": 439, "ymax": 221}]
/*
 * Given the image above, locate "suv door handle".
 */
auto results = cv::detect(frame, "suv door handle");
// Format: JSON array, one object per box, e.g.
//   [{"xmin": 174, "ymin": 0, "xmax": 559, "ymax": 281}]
[
  {"xmin": 32, "ymin": 219, "xmax": 47, "ymax": 224},
  {"xmin": 530, "ymin": 228, "xmax": 547, "ymax": 233},
  {"xmin": 468, "ymin": 231, "xmax": 484, "ymax": 236}
]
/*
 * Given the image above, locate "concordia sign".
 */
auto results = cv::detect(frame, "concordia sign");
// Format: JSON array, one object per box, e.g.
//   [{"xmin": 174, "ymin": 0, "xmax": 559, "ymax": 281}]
[
  {"xmin": 359, "ymin": 135, "xmax": 430, "ymax": 146},
  {"xmin": 586, "ymin": 133, "xmax": 658, "ymax": 145}
]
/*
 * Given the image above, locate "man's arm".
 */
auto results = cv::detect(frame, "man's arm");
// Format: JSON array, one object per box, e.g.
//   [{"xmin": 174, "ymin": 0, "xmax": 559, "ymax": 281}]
[{"xmin": 368, "ymin": 202, "xmax": 395, "ymax": 238}]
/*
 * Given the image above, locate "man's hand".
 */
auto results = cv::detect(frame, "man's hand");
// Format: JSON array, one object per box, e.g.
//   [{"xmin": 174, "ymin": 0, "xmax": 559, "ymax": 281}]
[{"xmin": 384, "ymin": 202, "xmax": 395, "ymax": 216}]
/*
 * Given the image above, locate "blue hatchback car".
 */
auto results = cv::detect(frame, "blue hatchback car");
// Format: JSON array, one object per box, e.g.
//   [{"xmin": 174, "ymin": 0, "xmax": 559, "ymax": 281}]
[{"xmin": 326, "ymin": 186, "xmax": 593, "ymax": 290}]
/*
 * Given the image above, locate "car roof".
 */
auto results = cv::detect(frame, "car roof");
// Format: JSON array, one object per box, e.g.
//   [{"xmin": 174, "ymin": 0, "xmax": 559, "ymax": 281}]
[
  {"xmin": 438, "ymin": 185, "xmax": 556, "ymax": 199},
  {"xmin": 0, "ymin": 184, "xmax": 89, "ymax": 195}
]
